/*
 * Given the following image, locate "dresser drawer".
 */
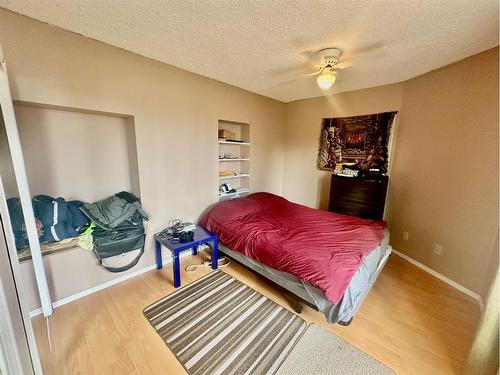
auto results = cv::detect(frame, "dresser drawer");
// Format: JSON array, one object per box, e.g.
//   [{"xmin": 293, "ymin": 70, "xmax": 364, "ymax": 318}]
[{"xmin": 328, "ymin": 175, "xmax": 388, "ymax": 220}]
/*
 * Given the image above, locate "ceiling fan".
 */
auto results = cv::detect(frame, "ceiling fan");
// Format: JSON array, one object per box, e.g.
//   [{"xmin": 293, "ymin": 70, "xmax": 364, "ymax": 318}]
[
  {"xmin": 265, "ymin": 43, "xmax": 383, "ymax": 93},
  {"xmin": 309, "ymin": 47, "xmax": 347, "ymax": 90},
  {"xmin": 267, "ymin": 47, "xmax": 349, "ymax": 92}
]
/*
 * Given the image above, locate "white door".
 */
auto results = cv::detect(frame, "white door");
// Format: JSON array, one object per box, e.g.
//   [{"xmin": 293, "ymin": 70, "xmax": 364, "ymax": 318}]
[{"xmin": 0, "ymin": 217, "xmax": 39, "ymax": 374}]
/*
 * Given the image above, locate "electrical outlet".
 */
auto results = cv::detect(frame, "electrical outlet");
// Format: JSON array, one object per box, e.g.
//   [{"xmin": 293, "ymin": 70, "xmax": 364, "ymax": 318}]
[
  {"xmin": 433, "ymin": 244, "xmax": 443, "ymax": 255},
  {"xmin": 403, "ymin": 231, "xmax": 409, "ymax": 241}
]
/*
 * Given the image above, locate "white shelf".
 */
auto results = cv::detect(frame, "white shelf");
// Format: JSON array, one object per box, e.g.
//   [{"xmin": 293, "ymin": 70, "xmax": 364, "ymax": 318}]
[
  {"xmin": 219, "ymin": 174, "xmax": 250, "ymax": 180},
  {"xmin": 218, "ymin": 140, "xmax": 250, "ymax": 145},
  {"xmin": 219, "ymin": 188, "xmax": 250, "ymax": 199},
  {"xmin": 218, "ymin": 121, "xmax": 250, "ymax": 200}
]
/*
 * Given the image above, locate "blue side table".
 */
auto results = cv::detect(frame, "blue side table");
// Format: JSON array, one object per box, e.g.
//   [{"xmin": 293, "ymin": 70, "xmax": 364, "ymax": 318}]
[{"xmin": 154, "ymin": 226, "xmax": 218, "ymax": 288}]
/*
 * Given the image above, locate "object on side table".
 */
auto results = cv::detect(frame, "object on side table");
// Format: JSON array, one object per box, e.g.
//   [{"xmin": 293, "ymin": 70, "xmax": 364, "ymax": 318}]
[
  {"xmin": 155, "ymin": 225, "xmax": 218, "ymax": 288},
  {"xmin": 329, "ymin": 174, "xmax": 388, "ymax": 220},
  {"xmin": 156, "ymin": 220, "xmax": 196, "ymax": 243}
]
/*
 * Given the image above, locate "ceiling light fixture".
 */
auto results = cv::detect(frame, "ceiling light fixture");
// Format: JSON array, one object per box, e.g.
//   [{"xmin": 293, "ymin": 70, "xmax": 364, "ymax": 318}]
[{"xmin": 316, "ymin": 69, "xmax": 336, "ymax": 90}]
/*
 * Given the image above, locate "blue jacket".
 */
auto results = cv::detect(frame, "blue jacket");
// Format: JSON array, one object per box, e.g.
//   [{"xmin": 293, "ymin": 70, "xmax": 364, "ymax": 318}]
[{"xmin": 32, "ymin": 195, "xmax": 90, "ymax": 243}]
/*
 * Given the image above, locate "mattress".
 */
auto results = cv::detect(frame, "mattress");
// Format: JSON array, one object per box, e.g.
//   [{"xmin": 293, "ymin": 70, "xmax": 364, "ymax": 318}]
[
  {"xmin": 200, "ymin": 192, "xmax": 387, "ymax": 305},
  {"xmin": 219, "ymin": 228, "xmax": 391, "ymax": 324}
]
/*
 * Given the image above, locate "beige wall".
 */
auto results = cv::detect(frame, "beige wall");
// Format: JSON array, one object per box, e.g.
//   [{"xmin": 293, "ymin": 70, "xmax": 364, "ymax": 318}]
[
  {"xmin": 282, "ymin": 48, "xmax": 499, "ymax": 299},
  {"xmin": 281, "ymin": 83, "xmax": 404, "ymax": 208},
  {"xmin": 388, "ymin": 48, "xmax": 498, "ymax": 299},
  {"xmin": 14, "ymin": 103, "xmax": 138, "ymax": 202},
  {"xmin": 0, "ymin": 9, "xmax": 286, "ymax": 309}
]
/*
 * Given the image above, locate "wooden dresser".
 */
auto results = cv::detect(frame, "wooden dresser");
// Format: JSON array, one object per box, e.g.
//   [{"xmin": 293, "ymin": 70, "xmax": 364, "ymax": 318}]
[{"xmin": 328, "ymin": 175, "xmax": 389, "ymax": 220}]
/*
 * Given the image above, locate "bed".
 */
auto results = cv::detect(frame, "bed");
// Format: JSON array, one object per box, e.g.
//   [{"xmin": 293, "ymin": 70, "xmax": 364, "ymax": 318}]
[{"xmin": 199, "ymin": 192, "xmax": 391, "ymax": 324}]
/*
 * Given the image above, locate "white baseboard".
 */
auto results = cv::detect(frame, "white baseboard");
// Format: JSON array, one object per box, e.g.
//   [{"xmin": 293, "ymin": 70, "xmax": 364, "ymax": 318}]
[
  {"xmin": 29, "ymin": 252, "xmax": 192, "ymax": 318},
  {"xmin": 392, "ymin": 249, "xmax": 483, "ymax": 310}
]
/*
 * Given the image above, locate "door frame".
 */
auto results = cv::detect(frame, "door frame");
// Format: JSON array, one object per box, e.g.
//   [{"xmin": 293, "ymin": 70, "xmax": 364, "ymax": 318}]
[
  {"xmin": 0, "ymin": 46, "xmax": 52, "ymax": 318},
  {"xmin": 0, "ymin": 45, "xmax": 45, "ymax": 374}
]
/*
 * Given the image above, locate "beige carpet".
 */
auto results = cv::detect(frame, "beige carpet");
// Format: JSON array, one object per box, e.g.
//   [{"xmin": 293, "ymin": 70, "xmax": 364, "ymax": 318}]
[{"xmin": 277, "ymin": 325, "xmax": 395, "ymax": 375}]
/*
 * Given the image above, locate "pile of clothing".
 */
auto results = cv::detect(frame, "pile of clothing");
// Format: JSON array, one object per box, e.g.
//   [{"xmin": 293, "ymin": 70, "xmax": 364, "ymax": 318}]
[
  {"xmin": 80, "ymin": 191, "xmax": 149, "ymax": 272},
  {"xmin": 7, "ymin": 191, "xmax": 148, "ymax": 272},
  {"xmin": 7, "ymin": 195, "xmax": 89, "ymax": 249}
]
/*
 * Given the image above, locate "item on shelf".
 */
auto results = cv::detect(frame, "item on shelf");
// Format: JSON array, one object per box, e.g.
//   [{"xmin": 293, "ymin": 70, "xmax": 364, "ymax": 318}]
[
  {"xmin": 336, "ymin": 172, "xmax": 356, "ymax": 178},
  {"xmin": 362, "ymin": 167, "xmax": 385, "ymax": 179},
  {"xmin": 80, "ymin": 191, "xmax": 148, "ymax": 273},
  {"xmin": 219, "ymin": 183, "xmax": 237, "ymax": 196},
  {"xmin": 218, "ymin": 120, "xmax": 250, "ymax": 202},
  {"xmin": 218, "ymin": 129, "xmax": 236, "ymax": 140},
  {"xmin": 219, "ymin": 169, "xmax": 236, "ymax": 177},
  {"xmin": 334, "ymin": 162, "xmax": 360, "ymax": 177},
  {"xmin": 7, "ymin": 195, "xmax": 91, "ymax": 250},
  {"xmin": 219, "ymin": 153, "xmax": 241, "ymax": 160},
  {"xmin": 78, "ymin": 222, "xmax": 96, "ymax": 251},
  {"xmin": 33, "ymin": 195, "xmax": 90, "ymax": 243}
]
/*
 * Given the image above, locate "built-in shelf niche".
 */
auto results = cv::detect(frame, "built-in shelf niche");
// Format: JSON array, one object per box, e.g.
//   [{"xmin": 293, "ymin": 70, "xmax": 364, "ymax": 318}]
[
  {"xmin": 7, "ymin": 101, "xmax": 141, "ymax": 260},
  {"xmin": 218, "ymin": 119, "xmax": 250, "ymax": 201}
]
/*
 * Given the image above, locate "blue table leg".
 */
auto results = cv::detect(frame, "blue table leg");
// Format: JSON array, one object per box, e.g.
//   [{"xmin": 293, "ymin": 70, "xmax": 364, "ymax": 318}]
[
  {"xmin": 192, "ymin": 245, "xmax": 198, "ymax": 255},
  {"xmin": 212, "ymin": 238, "xmax": 219, "ymax": 270},
  {"xmin": 173, "ymin": 251, "xmax": 181, "ymax": 288},
  {"xmin": 155, "ymin": 240, "xmax": 162, "ymax": 269}
]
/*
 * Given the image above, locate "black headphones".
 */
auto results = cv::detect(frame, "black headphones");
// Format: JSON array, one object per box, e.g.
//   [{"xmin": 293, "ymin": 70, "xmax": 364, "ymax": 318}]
[
  {"xmin": 158, "ymin": 219, "xmax": 194, "ymax": 243},
  {"xmin": 179, "ymin": 231, "xmax": 194, "ymax": 243}
]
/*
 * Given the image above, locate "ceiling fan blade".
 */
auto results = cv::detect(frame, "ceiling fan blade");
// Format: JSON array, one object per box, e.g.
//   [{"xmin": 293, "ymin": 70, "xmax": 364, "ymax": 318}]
[
  {"xmin": 341, "ymin": 42, "xmax": 384, "ymax": 63},
  {"xmin": 299, "ymin": 50, "xmax": 321, "ymax": 69},
  {"xmin": 334, "ymin": 61, "xmax": 353, "ymax": 70},
  {"xmin": 300, "ymin": 70, "xmax": 321, "ymax": 78},
  {"xmin": 262, "ymin": 71, "xmax": 319, "ymax": 92},
  {"xmin": 270, "ymin": 66, "xmax": 320, "ymax": 85},
  {"xmin": 268, "ymin": 62, "xmax": 313, "ymax": 81}
]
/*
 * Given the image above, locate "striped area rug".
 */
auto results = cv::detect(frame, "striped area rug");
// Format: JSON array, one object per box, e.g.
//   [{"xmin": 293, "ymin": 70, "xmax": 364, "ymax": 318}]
[{"xmin": 144, "ymin": 270, "xmax": 307, "ymax": 375}]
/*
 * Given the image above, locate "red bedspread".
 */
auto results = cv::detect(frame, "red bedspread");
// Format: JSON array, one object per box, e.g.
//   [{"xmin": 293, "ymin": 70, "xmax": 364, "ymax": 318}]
[{"xmin": 200, "ymin": 192, "xmax": 386, "ymax": 304}]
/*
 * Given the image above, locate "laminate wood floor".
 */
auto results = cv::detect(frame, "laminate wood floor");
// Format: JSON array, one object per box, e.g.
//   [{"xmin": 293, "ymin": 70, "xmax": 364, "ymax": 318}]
[{"xmin": 32, "ymin": 253, "xmax": 480, "ymax": 375}]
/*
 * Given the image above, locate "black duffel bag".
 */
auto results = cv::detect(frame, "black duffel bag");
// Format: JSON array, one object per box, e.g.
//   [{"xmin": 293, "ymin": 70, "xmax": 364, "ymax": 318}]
[{"xmin": 93, "ymin": 223, "xmax": 145, "ymax": 273}]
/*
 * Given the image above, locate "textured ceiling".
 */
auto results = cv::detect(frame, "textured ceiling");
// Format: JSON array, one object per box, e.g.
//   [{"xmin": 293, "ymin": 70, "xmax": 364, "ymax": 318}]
[{"xmin": 0, "ymin": 1, "xmax": 498, "ymax": 102}]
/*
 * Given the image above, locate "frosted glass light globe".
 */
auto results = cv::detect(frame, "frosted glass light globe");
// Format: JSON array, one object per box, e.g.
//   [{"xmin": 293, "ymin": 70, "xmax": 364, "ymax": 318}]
[{"xmin": 317, "ymin": 71, "xmax": 336, "ymax": 90}]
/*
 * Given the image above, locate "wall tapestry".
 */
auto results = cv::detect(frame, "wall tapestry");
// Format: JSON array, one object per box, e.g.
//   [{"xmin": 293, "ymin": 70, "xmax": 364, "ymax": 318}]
[{"xmin": 317, "ymin": 111, "xmax": 397, "ymax": 173}]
